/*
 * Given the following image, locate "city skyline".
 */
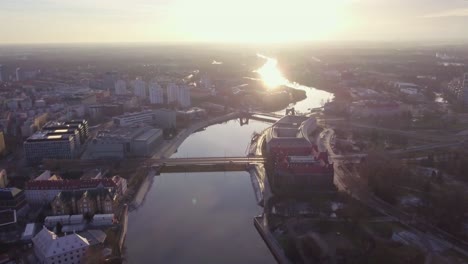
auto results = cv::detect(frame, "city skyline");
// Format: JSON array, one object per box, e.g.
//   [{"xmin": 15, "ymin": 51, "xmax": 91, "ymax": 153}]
[{"xmin": 1, "ymin": 0, "xmax": 468, "ymax": 44}]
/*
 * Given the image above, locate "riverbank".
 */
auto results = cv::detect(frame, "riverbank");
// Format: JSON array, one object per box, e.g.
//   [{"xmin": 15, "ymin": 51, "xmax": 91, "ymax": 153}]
[
  {"xmin": 125, "ymin": 112, "xmax": 242, "ymax": 205},
  {"xmin": 152, "ymin": 111, "xmax": 242, "ymax": 159},
  {"xmin": 254, "ymin": 216, "xmax": 291, "ymax": 264},
  {"xmin": 131, "ymin": 169, "xmax": 155, "ymax": 209}
]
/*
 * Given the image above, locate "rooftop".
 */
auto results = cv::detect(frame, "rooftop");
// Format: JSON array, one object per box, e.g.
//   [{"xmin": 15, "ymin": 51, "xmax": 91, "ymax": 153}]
[
  {"xmin": 32, "ymin": 227, "xmax": 89, "ymax": 258},
  {"xmin": 0, "ymin": 188, "xmax": 23, "ymax": 199},
  {"xmin": 26, "ymin": 178, "xmax": 116, "ymax": 190},
  {"xmin": 26, "ymin": 131, "xmax": 74, "ymax": 142},
  {"xmin": 134, "ymin": 128, "xmax": 162, "ymax": 141}
]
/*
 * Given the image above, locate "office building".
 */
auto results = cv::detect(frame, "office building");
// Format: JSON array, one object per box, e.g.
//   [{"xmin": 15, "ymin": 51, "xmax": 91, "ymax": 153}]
[
  {"xmin": 113, "ymin": 110, "xmax": 154, "ymax": 127},
  {"xmin": 24, "ymin": 131, "xmax": 76, "ymax": 165},
  {"xmin": 149, "ymin": 82, "xmax": 164, "ymax": 104},
  {"xmin": 42, "ymin": 120, "xmax": 88, "ymax": 144},
  {"xmin": 88, "ymin": 126, "xmax": 163, "ymax": 158},
  {"xmin": 66, "ymin": 120, "xmax": 89, "ymax": 140},
  {"xmin": 103, "ymin": 71, "xmax": 118, "ymax": 91},
  {"xmin": 15, "ymin": 67, "xmax": 24, "ymax": 81},
  {"xmin": 132, "ymin": 77, "xmax": 147, "ymax": 98},
  {"xmin": 114, "ymin": 79, "xmax": 127, "ymax": 95},
  {"xmin": 167, "ymin": 83, "xmax": 179, "ymax": 104},
  {"xmin": 178, "ymin": 85, "xmax": 191, "ymax": 108},
  {"xmin": 32, "ymin": 227, "xmax": 90, "ymax": 264}
]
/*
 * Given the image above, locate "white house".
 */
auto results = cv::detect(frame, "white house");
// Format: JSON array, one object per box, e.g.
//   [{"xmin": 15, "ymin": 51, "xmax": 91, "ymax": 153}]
[{"xmin": 32, "ymin": 226, "xmax": 90, "ymax": 264}]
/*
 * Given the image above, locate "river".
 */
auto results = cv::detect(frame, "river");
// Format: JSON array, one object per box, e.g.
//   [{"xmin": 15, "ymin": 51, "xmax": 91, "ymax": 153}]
[{"xmin": 125, "ymin": 56, "xmax": 333, "ymax": 263}]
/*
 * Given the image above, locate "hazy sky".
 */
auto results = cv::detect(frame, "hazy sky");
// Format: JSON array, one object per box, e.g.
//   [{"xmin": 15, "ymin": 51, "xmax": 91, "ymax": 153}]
[{"xmin": 1, "ymin": 0, "xmax": 467, "ymax": 43}]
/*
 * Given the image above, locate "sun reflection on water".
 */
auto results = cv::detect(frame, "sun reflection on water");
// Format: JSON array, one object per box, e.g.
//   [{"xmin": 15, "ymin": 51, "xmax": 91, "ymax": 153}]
[{"xmin": 255, "ymin": 55, "xmax": 287, "ymax": 89}]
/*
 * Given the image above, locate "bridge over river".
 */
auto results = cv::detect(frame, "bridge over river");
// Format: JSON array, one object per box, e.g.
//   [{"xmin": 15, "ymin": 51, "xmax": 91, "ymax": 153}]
[{"xmin": 145, "ymin": 156, "xmax": 266, "ymax": 173}]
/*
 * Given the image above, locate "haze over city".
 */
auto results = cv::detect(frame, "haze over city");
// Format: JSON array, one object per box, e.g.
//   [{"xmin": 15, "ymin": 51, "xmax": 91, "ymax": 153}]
[
  {"xmin": 1, "ymin": 0, "xmax": 468, "ymax": 44},
  {"xmin": 2, "ymin": 0, "xmax": 468, "ymax": 264}
]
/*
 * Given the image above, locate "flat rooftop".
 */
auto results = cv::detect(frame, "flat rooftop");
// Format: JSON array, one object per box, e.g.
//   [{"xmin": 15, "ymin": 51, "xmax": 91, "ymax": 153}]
[
  {"xmin": 96, "ymin": 126, "xmax": 147, "ymax": 140},
  {"xmin": 27, "ymin": 131, "xmax": 73, "ymax": 141},
  {"xmin": 134, "ymin": 128, "xmax": 162, "ymax": 141}
]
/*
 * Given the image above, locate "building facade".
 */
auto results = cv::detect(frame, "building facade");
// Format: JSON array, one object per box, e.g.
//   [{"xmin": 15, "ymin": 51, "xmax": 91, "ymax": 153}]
[
  {"xmin": 132, "ymin": 78, "xmax": 147, "ymax": 98},
  {"xmin": 24, "ymin": 132, "xmax": 76, "ymax": 165},
  {"xmin": 88, "ymin": 126, "xmax": 162, "ymax": 158},
  {"xmin": 167, "ymin": 83, "xmax": 179, "ymax": 104},
  {"xmin": 112, "ymin": 110, "xmax": 155, "ymax": 126},
  {"xmin": 51, "ymin": 189, "xmax": 114, "ymax": 216},
  {"xmin": 25, "ymin": 177, "xmax": 117, "ymax": 205},
  {"xmin": 178, "ymin": 85, "xmax": 191, "ymax": 108},
  {"xmin": 149, "ymin": 82, "xmax": 164, "ymax": 104},
  {"xmin": 114, "ymin": 79, "xmax": 127, "ymax": 95}
]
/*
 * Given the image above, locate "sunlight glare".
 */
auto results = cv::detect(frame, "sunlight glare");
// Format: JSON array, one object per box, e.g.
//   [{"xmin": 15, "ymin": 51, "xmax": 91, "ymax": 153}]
[{"xmin": 255, "ymin": 57, "xmax": 287, "ymax": 89}]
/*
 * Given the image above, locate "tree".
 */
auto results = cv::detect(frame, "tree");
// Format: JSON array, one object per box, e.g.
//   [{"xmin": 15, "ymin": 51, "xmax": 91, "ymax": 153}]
[{"xmin": 359, "ymin": 151, "xmax": 405, "ymax": 204}]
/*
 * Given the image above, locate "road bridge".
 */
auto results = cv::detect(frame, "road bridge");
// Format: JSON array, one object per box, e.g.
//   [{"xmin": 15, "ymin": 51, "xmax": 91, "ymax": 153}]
[{"xmin": 145, "ymin": 156, "xmax": 266, "ymax": 174}]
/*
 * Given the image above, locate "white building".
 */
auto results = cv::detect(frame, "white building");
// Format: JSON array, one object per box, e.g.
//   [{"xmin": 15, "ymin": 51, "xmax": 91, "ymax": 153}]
[
  {"xmin": 32, "ymin": 227, "xmax": 89, "ymax": 264},
  {"xmin": 88, "ymin": 126, "xmax": 163, "ymax": 158},
  {"xmin": 149, "ymin": 82, "xmax": 164, "ymax": 104},
  {"xmin": 112, "ymin": 110, "xmax": 155, "ymax": 127},
  {"xmin": 178, "ymin": 85, "xmax": 191, "ymax": 108},
  {"xmin": 114, "ymin": 80, "xmax": 127, "ymax": 95},
  {"xmin": 167, "ymin": 83, "xmax": 179, "ymax": 104},
  {"xmin": 132, "ymin": 78, "xmax": 147, "ymax": 98}
]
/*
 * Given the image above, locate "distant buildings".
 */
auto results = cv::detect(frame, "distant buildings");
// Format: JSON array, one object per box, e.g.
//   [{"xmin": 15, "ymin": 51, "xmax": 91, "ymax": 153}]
[
  {"xmin": 114, "ymin": 79, "xmax": 127, "ymax": 95},
  {"xmin": 32, "ymin": 227, "xmax": 90, "ymax": 264},
  {"xmin": 167, "ymin": 83, "xmax": 179, "ymax": 104},
  {"xmin": 166, "ymin": 83, "xmax": 191, "ymax": 108},
  {"xmin": 0, "ymin": 65, "xmax": 6, "ymax": 82},
  {"xmin": 446, "ymin": 73, "xmax": 468, "ymax": 105},
  {"xmin": 350, "ymin": 100, "xmax": 403, "ymax": 118},
  {"xmin": 15, "ymin": 67, "xmax": 23, "ymax": 82},
  {"xmin": 103, "ymin": 71, "xmax": 118, "ymax": 91},
  {"xmin": 131, "ymin": 78, "xmax": 147, "ymax": 98},
  {"xmin": 179, "ymin": 85, "xmax": 191, "ymax": 108},
  {"xmin": 149, "ymin": 82, "xmax": 164, "ymax": 104},
  {"xmin": 463, "ymin": 73, "xmax": 468, "ymax": 104}
]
